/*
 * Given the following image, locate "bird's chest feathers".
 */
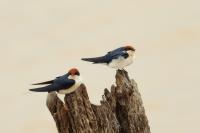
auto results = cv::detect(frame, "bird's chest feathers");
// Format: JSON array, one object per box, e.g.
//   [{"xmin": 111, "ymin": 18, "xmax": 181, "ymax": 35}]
[
  {"xmin": 108, "ymin": 52, "xmax": 134, "ymax": 69},
  {"xmin": 58, "ymin": 83, "xmax": 80, "ymax": 94}
]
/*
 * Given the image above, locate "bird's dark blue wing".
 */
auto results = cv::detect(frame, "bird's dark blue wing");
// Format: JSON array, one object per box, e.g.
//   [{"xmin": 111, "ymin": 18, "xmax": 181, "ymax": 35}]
[
  {"xmin": 29, "ymin": 84, "xmax": 60, "ymax": 92},
  {"xmin": 107, "ymin": 47, "xmax": 125, "ymax": 54},
  {"xmin": 105, "ymin": 49, "xmax": 129, "ymax": 60},
  {"xmin": 32, "ymin": 76, "xmax": 61, "ymax": 85},
  {"xmin": 53, "ymin": 74, "xmax": 75, "ymax": 90},
  {"xmin": 29, "ymin": 74, "xmax": 75, "ymax": 92},
  {"xmin": 81, "ymin": 56, "xmax": 109, "ymax": 63},
  {"xmin": 81, "ymin": 47, "xmax": 127, "ymax": 64},
  {"xmin": 32, "ymin": 80, "xmax": 54, "ymax": 85}
]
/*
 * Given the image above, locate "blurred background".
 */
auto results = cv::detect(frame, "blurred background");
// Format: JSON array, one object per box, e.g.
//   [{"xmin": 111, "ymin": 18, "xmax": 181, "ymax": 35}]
[{"xmin": 0, "ymin": 0, "xmax": 199, "ymax": 133}]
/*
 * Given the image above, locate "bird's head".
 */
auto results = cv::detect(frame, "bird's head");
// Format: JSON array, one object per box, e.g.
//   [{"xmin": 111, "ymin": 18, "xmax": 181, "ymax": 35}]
[
  {"xmin": 68, "ymin": 68, "xmax": 80, "ymax": 76},
  {"xmin": 123, "ymin": 45, "xmax": 135, "ymax": 56},
  {"xmin": 68, "ymin": 68, "xmax": 82, "ymax": 82}
]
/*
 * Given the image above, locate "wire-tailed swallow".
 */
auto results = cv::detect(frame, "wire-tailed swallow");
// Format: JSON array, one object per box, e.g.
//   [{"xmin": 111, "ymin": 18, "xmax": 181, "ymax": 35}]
[
  {"xmin": 29, "ymin": 68, "xmax": 82, "ymax": 94},
  {"xmin": 81, "ymin": 45, "xmax": 135, "ymax": 70}
]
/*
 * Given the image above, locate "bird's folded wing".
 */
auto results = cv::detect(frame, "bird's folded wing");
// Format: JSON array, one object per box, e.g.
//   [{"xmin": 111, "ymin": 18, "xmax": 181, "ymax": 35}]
[
  {"xmin": 29, "ymin": 79, "xmax": 75, "ymax": 92},
  {"xmin": 82, "ymin": 50, "xmax": 128, "ymax": 64},
  {"xmin": 32, "ymin": 80, "xmax": 54, "ymax": 85},
  {"xmin": 108, "ymin": 50, "xmax": 129, "ymax": 59},
  {"xmin": 82, "ymin": 56, "xmax": 109, "ymax": 63}
]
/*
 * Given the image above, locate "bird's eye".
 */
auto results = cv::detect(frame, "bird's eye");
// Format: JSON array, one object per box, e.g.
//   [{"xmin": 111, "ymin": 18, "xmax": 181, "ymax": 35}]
[
  {"xmin": 128, "ymin": 48, "xmax": 133, "ymax": 51},
  {"xmin": 75, "ymin": 72, "xmax": 80, "ymax": 76},
  {"xmin": 130, "ymin": 47, "xmax": 135, "ymax": 51}
]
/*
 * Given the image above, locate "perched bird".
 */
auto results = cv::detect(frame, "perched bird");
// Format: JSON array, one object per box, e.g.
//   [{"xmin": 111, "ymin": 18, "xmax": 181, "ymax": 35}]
[
  {"xmin": 29, "ymin": 68, "xmax": 82, "ymax": 94},
  {"xmin": 81, "ymin": 45, "xmax": 135, "ymax": 70}
]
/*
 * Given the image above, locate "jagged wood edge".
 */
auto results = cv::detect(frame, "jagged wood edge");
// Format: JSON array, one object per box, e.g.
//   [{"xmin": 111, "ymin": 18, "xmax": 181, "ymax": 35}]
[{"xmin": 46, "ymin": 70, "xmax": 150, "ymax": 133}]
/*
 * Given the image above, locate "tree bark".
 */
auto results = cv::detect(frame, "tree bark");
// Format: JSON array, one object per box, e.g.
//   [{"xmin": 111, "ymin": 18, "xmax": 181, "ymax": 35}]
[{"xmin": 46, "ymin": 70, "xmax": 150, "ymax": 133}]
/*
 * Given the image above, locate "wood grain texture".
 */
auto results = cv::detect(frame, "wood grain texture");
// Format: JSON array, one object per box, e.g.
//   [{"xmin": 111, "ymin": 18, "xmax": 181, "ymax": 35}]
[{"xmin": 46, "ymin": 70, "xmax": 150, "ymax": 133}]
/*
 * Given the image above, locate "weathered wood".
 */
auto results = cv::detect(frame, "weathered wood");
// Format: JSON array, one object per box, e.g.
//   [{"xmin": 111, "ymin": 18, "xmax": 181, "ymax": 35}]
[{"xmin": 46, "ymin": 70, "xmax": 150, "ymax": 133}]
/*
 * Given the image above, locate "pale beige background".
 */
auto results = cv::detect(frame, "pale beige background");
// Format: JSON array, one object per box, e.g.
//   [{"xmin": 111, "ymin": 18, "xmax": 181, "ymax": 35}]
[{"xmin": 0, "ymin": 0, "xmax": 200, "ymax": 133}]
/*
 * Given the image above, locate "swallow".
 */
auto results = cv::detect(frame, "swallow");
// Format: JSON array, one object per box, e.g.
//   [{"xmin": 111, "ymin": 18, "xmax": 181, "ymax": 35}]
[
  {"xmin": 81, "ymin": 45, "xmax": 135, "ymax": 70},
  {"xmin": 29, "ymin": 68, "xmax": 82, "ymax": 94}
]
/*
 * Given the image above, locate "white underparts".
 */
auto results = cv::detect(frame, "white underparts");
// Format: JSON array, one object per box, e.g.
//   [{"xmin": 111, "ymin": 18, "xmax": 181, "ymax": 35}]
[
  {"xmin": 108, "ymin": 50, "xmax": 135, "ymax": 70},
  {"xmin": 58, "ymin": 75, "xmax": 82, "ymax": 94}
]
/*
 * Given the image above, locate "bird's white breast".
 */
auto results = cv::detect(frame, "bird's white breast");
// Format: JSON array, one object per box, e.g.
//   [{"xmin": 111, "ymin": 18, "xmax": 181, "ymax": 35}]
[{"xmin": 108, "ymin": 50, "xmax": 135, "ymax": 70}]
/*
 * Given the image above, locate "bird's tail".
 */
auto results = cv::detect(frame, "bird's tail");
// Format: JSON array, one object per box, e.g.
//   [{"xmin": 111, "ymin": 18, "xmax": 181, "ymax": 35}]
[
  {"xmin": 32, "ymin": 80, "xmax": 54, "ymax": 85},
  {"xmin": 29, "ymin": 85, "xmax": 54, "ymax": 92},
  {"xmin": 81, "ymin": 56, "xmax": 107, "ymax": 64}
]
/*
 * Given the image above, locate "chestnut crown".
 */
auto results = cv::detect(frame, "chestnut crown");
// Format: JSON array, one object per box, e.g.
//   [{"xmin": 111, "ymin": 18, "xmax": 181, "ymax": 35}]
[
  {"xmin": 68, "ymin": 68, "xmax": 80, "ymax": 76},
  {"xmin": 124, "ymin": 45, "xmax": 135, "ymax": 51}
]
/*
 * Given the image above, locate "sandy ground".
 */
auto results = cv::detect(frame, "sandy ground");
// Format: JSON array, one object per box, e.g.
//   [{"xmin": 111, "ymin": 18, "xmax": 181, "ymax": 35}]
[{"xmin": 0, "ymin": 0, "xmax": 200, "ymax": 132}]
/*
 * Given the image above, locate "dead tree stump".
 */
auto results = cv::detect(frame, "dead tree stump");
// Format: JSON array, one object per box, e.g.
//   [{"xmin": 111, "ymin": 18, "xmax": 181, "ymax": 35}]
[{"xmin": 46, "ymin": 70, "xmax": 150, "ymax": 133}]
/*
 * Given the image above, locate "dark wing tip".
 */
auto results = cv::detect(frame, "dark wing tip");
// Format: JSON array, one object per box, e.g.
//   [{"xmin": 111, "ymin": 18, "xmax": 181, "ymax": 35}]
[
  {"xmin": 81, "ymin": 58, "xmax": 88, "ymax": 61},
  {"xmin": 31, "ymin": 80, "xmax": 54, "ymax": 85},
  {"xmin": 29, "ymin": 87, "xmax": 50, "ymax": 92},
  {"xmin": 81, "ymin": 56, "xmax": 107, "ymax": 63},
  {"xmin": 32, "ymin": 83, "xmax": 40, "ymax": 85},
  {"xmin": 81, "ymin": 58, "xmax": 93, "ymax": 62},
  {"xmin": 29, "ymin": 88, "xmax": 37, "ymax": 92}
]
